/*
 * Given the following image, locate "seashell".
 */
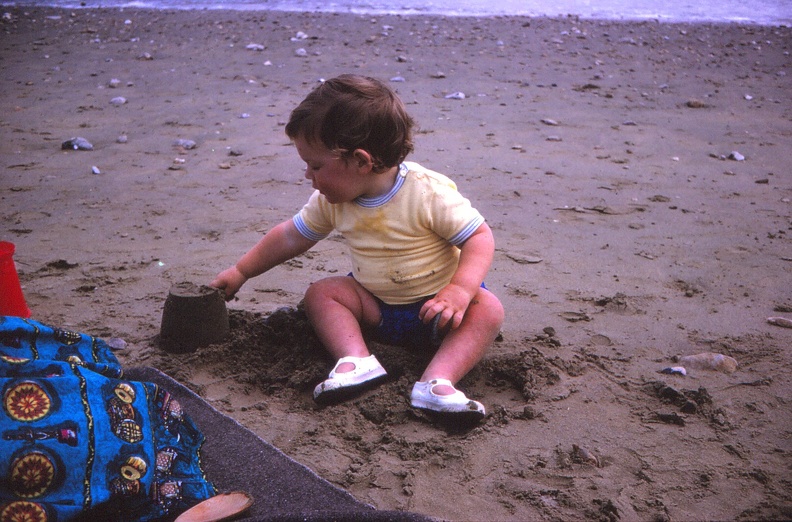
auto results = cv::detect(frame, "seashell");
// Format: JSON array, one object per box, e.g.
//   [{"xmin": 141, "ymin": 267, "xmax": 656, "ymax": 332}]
[
  {"xmin": 62, "ymin": 137, "xmax": 93, "ymax": 150},
  {"xmin": 678, "ymin": 352, "xmax": 737, "ymax": 373},
  {"xmin": 572, "ymin": 444, "xmax": 600, "ymax": 467},
  {"xmin": 767, "ymin": 316, "xmax": 792, "ymax": 328}
]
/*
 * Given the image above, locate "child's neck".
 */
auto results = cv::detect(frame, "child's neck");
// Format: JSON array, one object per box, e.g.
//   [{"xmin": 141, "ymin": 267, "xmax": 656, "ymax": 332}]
[{"xmin": 361, "ymin": 165, "xmax": 400, "ymax": 199}]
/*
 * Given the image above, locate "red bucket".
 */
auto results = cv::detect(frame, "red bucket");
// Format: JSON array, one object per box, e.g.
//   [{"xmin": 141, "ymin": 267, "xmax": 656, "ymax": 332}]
[{"xmin": 0, "ymin": 242, "xmax": 31, "ymax": 318}]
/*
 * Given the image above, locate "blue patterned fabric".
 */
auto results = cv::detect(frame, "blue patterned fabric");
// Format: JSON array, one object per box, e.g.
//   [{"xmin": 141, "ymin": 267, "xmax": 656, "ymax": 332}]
[{"xmin": 0, "ymin": 316, "xmax": 215, "ymax": 521}]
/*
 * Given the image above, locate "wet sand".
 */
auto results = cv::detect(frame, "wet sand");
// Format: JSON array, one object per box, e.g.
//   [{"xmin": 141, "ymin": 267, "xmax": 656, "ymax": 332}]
[{"xmin": 2, "ymin": 7, "xmax": 792, "ymax": 520}]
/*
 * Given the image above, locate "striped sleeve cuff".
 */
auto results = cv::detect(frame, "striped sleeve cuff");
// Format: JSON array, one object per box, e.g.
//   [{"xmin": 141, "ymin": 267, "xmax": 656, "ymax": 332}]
[
  {"xmin": 448, "ymin": 215, "xmax": 485, "ymax": 246},
  {"xmin": 292, "ymin": 214, "xmax": 328, "ymax": 242}
]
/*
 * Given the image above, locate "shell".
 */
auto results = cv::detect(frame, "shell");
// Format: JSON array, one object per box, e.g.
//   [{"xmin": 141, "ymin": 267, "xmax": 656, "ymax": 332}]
[{"xmin": 767, "ymin": 316, "xmax": 792, "ymax": 329}]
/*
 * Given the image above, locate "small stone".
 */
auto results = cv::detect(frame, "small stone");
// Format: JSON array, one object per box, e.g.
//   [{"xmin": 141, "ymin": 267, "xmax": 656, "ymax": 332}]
[
  {"xmin": 541, "ymin": 118, "xmax": 559, "ymax": 126},
  {"xmin": 109, "ymin": 96, "xmax": 126, "ymax": 106},
  {"xmin": 729, "ymin": 151, "xmax": 745, "ymax": 161},
  {"xmin": 294, "ymin": 48, "xmax": 308, "ymax": 57},
  {"xmin": 246, "ymin": 43, "xmax": 265, "ymax": 51},
  {"xmin": 444, "ymin": 92, "xmax": 465, "ymax": 100},
  {"xmin": 174, "ymin": 139, "xmax": 197, "ymax": 150},
  {"xmin": 106, "ymin": 337, "xmax": 127, "ymax": 350},
  {"xmin": 431, "ymin": 71, "xmax": 447, "ymax": 79},
  {"xmin": 390, "ymin": 76, "xmax": 406, "ymax": 82},
  {"xmin": 91, "ymin": 166, "xmax": 101, "ymax": 175},
  {"xmin": 108, "ymin": 78, "xmax": 121, "ymax": 88},
  {"xmin": 117, "ymin": 135, "xmax": 128, "ymax": 144},
  {"xmin": 62, "ymin": 137, "xmax": 93, "ymax": 150}
]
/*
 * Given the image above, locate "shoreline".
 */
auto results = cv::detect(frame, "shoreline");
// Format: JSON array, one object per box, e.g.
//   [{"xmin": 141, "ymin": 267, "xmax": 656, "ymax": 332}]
[{"xmin": 4, "ymin": 2, "xmax": 792, "ymax": 26}]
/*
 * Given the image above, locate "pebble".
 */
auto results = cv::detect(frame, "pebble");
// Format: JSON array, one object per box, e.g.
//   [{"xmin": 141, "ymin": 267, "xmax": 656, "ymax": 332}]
[
  {"xmin": 729, "ymin": 151, "xmax": 745, "ymax": 161},
  {"xmin": 445, "ymin": 92, "xmax": 465, "ymax": 100},
  {"xmin": 91, "ymin": 166, "xmax": 101, "ymax": 175},
  {"xmin": 390, "ymin": 76, "xmax": 406, "ymax": 82},
  {"xmin": 106, "ymin": 337, "xmax": 127, "ymax": 350},
  {"xmin": 295, "ymin": 48, "xmax": 308, "ymax": 57},
  {"xmin": 117, "ymin": 135, "xmax": 128, "ymax": 144},
  {"xmin": 174, "ymin": 139, "xmax": 197, "ymax": 150},
  {"xmin": 108, "ymin": 78, "xmax": 121, "ymax": 88},
  {"xmin": 245, "ymin": 43, "xmax": 265, "ymax": 51},
  {"xmin": 61, "ymin": 137, "xmax": 93, "ymax": 150},
  {"xmin": 541, "ymin": 118, "xmax": 559, "ymax": 126},
  {"xmin": 660, "ymin": 366, "xmax": 687, "ymax": 376},
  {"xmin": 110, "ymin": 96, "xmax": 127, "ymax": 106}
]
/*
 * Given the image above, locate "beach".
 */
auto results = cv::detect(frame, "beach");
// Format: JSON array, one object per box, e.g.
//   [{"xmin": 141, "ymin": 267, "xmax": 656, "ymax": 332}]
[{"xmin": 2, "ymin": 6, "xmax": 792, "ymax": 520}]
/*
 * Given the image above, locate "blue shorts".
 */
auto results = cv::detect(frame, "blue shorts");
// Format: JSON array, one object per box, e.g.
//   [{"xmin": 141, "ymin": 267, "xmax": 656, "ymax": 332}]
[{"xmin": 370, "ymin": 283, "xmax": 488, "ymax": 349}]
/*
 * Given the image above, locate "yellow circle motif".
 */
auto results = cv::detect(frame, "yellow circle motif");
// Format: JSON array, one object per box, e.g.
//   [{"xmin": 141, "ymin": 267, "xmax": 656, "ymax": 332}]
[
  {"xmin": 4, "ymin": 382, "xmax": 51, "ymax": 422},
  {"xmin": 0, "ymin": 501, "xmax": 47, "ymax": 522},
  {"xmin": 10, "ymin": 452, "xmax": 55, "ymax": 498}
]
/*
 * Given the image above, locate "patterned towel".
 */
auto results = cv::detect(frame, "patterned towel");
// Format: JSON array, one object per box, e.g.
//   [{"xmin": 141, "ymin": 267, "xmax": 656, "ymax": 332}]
[{"xmin": 0, "ymin": 316, "xmax": 215, "ymax": 521}]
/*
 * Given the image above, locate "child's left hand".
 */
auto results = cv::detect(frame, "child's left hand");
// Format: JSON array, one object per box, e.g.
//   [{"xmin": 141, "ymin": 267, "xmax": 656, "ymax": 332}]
[{"xmin": 419, "ymin": 283, "xmax": 475, "ymax": 332}]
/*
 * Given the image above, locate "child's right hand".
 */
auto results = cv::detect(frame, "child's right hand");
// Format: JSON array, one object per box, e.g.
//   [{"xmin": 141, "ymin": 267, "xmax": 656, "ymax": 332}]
[{"xmin": 210, "ymin": 266, "xmax": 248, "ymax": 301}]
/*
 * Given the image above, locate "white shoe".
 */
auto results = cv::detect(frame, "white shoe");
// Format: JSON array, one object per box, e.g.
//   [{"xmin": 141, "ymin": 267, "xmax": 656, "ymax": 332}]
[
  {"xmin": 410, "ymin": 379, "xmax": 486, "ymax": 420},
  {"xmin": 313, "ymin": 355, "xmax": 387, "ymax": 404}
]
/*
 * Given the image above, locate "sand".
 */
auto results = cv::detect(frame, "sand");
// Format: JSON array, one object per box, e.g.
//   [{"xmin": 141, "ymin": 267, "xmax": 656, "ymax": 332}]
[{"xmin": 2, "ymin": 6, "xmax": 792, "ymax": 521}]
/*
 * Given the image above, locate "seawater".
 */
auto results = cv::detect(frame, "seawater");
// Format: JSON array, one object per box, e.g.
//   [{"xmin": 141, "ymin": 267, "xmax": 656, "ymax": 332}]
[{"xmin": 2, "ymin": 0, "xmax": 791, "ymax": 25}]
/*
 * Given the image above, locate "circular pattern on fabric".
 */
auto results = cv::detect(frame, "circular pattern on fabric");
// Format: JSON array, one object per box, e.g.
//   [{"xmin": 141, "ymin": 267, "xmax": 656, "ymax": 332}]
[
  {"xmin": 4, "ymin": 381, "xmax": 51, "ymax": 422},
  {"xmin": 10, "ymin": 452, "xmax": 56, "ymax": 498},
  {"xmin": 0, "ymin": 501, "xmax": 47, "ymax": 522}
]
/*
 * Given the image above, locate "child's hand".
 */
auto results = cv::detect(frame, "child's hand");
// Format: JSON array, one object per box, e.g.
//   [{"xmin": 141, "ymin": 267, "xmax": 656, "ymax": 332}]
[
  {"xmin": 210, "ymin": 266, "xmax": 248, "ymax": 301},
  {"xmin": 419, "ymin": 283, "xmax": 475, "ymax": 332}
]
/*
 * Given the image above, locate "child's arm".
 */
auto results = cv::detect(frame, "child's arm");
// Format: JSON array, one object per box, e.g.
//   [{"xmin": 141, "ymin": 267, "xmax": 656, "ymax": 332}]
[
  {"xmin": 211, "ymin": 219, "xmax": 317, "ymax": 300},
  {"xmin": 419, "ymin": 222, "xmax": 495, "ymax": 330}
]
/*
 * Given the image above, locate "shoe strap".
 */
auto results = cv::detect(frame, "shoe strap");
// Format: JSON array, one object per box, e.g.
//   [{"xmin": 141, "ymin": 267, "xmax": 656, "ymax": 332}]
[
  {"xmin": 330, "ymin": 355, "xmax": 378, "ymax": 377},
  {"xmin": 428, "ymin": 378, "xmax": 455, "ymax": 389}
]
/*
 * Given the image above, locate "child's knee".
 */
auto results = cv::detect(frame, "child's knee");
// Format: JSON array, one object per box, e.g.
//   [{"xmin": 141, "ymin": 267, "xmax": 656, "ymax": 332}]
[{"xmin": 478, "ymin": 289, "xmax": 505, "ymax": 329}]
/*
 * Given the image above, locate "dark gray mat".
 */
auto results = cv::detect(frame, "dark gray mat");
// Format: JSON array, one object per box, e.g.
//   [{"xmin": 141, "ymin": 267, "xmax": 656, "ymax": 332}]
[{"xmin": 125, "ymin": 367, "xmax": 434, "ymax": 522}]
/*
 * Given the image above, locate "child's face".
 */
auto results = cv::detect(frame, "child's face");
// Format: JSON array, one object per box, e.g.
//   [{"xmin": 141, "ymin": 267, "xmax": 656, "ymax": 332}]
[{"xmin": 294, "ymin": 135, "xmax": 370, "ymax": 204}]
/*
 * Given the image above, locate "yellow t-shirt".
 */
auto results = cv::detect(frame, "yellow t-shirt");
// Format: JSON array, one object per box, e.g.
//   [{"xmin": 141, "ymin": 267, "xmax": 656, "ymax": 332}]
[{"xmin": 293, "ymin": 162, "xmax": 485, "ymax": 304}]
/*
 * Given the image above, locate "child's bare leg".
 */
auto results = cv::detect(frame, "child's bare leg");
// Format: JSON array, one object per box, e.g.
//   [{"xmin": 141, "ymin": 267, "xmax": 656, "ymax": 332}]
[
  {"xmin": 303, "ymin": 276, "xmax": 381, "ymax": 373},
  {"xmin": 420, "ymin": 288, "xmax": 504, "ymax": 394}
]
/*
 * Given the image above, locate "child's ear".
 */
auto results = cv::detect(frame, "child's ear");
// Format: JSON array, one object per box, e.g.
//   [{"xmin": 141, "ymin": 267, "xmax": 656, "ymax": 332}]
[{"xmin": 352, "ymin": 149, "xmax": 373, "ymax": 170}]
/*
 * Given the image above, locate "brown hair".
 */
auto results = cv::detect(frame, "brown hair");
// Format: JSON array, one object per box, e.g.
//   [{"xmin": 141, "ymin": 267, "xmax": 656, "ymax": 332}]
[{"xmin": 285, "ymin": 74, "xmax": 415, "ymax": 173}]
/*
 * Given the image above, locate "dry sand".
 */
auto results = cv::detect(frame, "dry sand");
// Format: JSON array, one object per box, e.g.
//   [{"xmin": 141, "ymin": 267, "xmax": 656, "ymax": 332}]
[{"xmin": 2, "ymin": 7, "xmax": 792, "ymax": 521}]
